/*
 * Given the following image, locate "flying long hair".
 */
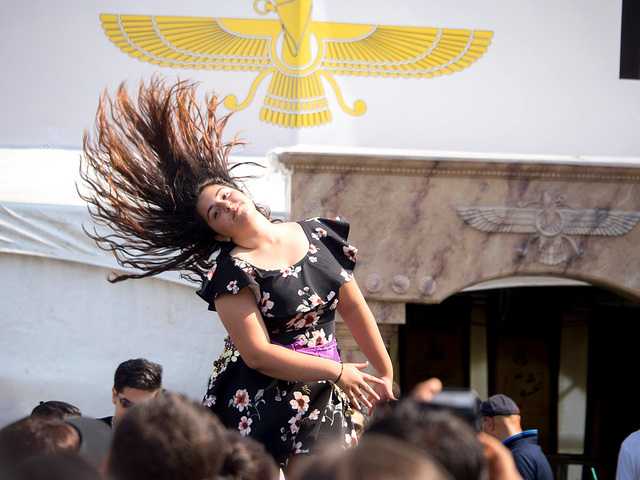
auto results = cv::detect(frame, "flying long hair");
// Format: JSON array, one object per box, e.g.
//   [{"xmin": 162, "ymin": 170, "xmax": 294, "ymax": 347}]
[{"xmin": 80, "ymin": 77, "xmax": 269, "ymax": 283}]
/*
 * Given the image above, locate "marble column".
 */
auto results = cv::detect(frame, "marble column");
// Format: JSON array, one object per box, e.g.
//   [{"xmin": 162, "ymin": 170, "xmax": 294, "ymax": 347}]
[{"xmin": 336, "ymin": 299, "xmax": 404, "ymax": 384}]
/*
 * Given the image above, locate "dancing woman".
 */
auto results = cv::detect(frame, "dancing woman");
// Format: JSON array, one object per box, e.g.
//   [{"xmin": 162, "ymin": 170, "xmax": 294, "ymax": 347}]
[{"xmin": 81, "ymin": 78, "xmax": 395, "ymax": 472}]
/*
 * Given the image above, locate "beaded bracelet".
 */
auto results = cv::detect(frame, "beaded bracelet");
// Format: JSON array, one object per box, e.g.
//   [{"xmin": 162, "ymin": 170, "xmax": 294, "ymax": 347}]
[{"xmin": 334, "ymin": 362, "xmax": 344, "ymax": 383}]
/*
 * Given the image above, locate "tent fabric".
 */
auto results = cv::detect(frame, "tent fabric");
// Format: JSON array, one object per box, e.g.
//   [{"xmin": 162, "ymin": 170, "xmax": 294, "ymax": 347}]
[{"xmin": 0, "ymin": 147, "xmax": 281, "ymax": 427}]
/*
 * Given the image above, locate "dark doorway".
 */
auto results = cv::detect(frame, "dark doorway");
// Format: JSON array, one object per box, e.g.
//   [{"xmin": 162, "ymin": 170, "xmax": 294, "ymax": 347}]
[
  {"xmin": 400, "ymin": 296, "xmax": 472, "ymax": 391},
  {"xmin": 486, "ymin": 288, "xmax": 562, "ymax": 453},
  {"xmin": 585, "ymin": 303, "xmax": 640, "ymax": 480},
  {"xmin": 400, "ymin": 284, "xmax": 640, "ymax": 480}
]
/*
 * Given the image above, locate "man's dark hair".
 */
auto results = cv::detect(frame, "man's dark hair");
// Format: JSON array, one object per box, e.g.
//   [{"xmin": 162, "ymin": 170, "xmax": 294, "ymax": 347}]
[
  {"xmin": 31, "ymin": 401, "xmax": 82, "ymax": 421},
  {"xmin": 294, "ymin": 434, "xmax": 453, "ymax": 480},
  {"xmin": 107, "ymin": 391, "xmax": 228, "ymax": 480},
  {"xmin": 367, "ymin": 398, "xmax": 488, "ymax": 480},
  {"xmin": 0, "ymin": 417, "xmax": 80, "ymax": 475},
  {"xmin": 14, "ymin": 453, "xmax": 103, "ymax": 480},
  {"xmin": 113, "ymin": 358, "xmax": 163, "ymax": 393},
  {"xmin": 220, "ymin": 429, "xmax": 279, "ymax": 480}
]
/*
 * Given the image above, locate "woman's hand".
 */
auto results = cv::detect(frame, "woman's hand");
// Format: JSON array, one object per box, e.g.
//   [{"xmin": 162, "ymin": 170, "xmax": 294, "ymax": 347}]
[
  {"xmin": 369, "ymin": 375, "xmax": 396, "ymax": 413},
  {"xmin": 336, "ymin": 361, "xmax": 386, "ymax": 410}
]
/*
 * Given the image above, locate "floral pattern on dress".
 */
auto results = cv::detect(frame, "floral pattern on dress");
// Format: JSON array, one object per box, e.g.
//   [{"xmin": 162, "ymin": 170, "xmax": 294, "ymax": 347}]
[
  {"xmin": 227, "ymin": 280, "xmax": 240, "ymax": 294},
  {"xmin": 281, "ymin": 265, "xmax": 302, "ymax": 278},
  {"xmin": 311, "ymin": 227, "xmax": 328, "ymax": 240},
  {"xmin": 239, "ymin": 416, "xmax": 253, "ymax": 436},
  {"xmin": 197, "ymin": 218, "xmax": 357, "ymax": 467},
  {"xmin": 294, "ymin": 328, "xmax": 334, "ymax": 347},
  {"xmin": 233, "ymin": 258, "xmax": 257, "ymax": 279},
  {"xmin": 203, "ymin": 336, "xmax": 240, "ymax": 393},
  {"xmin": 260, "ymin": 292, "xmax": 275, "ymax": 316},
  {"xmin": 206, "ymin": 265, "xmax": 217, "ymax": 280},
  {"xmin": 343, "ymin": 245, "xmax": 357, "ymax": 262}
]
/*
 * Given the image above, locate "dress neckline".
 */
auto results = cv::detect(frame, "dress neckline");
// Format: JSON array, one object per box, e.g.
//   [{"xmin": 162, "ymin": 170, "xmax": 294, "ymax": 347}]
[{"xmin": 228, "ymin": 221, "xmax": 311, "ymax": 272}]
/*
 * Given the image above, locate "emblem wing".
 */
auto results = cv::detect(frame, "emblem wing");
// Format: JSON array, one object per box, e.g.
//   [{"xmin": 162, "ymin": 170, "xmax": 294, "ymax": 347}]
[
  {"xmin": 316, "ymin": 22, "xmax": 493, "ymax": 77},
  {"xmin": 561, "ymin": 209, "xmax": 640, "ymax": 236},
  {"xmin": 100, "ymin": 14, "xmax": 280, "ymax": 70},
  {"xmin": 457, "ymin": 207, "xmax": 538, "ymax": 234}
]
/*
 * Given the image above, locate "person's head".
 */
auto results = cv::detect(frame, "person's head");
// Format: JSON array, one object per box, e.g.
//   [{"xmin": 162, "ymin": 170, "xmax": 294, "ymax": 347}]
[
  {"xmin": 0, "ymin": 417, "xmax": 80, "ymax": 474},
  {"xmin": 31, "ymin": 401, "xmax": 82, "ymax": 421},
  {"xmin": 81, "ymin": 77, "xmax": 271, "ymax": 284},
  {"xmin": 480, "ymin": 394, "xmax": 522, "ymax": 442},
  {"xmin": 13, "ymin": 453, "xmax": 103, "ymax": 480},
  {"xmin": 292, "ymin": 434, "xmax": 454, "ymax": 480},
  {"xmin": 111, "ymin": 358, "xmax": 163, "ymax": 428},
  {"xmin": 220, "ymin": 429, "xmax": 279, "ymax": 480},
  {"xmin": 351, "ymin": 410, "xmax": 367, "ymax": 439},
  {"xmin": 107, "ymin": 391, "xmax": 228, "ymax": 480},
  {"xmin": 195, "ymin": 183, "xmax": 267, "ymax": 243},
  {"xmin": 367, "ymin": 398, "xmax": 488, "ymax": 480}
]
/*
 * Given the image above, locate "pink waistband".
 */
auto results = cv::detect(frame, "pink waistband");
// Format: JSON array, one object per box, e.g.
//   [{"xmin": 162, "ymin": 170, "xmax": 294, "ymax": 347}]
[{"xmin": 272, "ymin": 337, "xmax": 340, "ymax": 363}]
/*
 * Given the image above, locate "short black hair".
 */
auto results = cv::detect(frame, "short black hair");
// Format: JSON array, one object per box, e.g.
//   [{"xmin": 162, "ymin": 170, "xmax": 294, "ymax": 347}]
[
  {"xmin": 31, "ymin": 401, "xmax": 82, "ymax": 421},
  {"xmin": 114, "ymin": 358, "xmax": 163, "ymax": 393},
  {"xmin": 107, "ymin": 392, "xmax": 227, "ymax": 480}
]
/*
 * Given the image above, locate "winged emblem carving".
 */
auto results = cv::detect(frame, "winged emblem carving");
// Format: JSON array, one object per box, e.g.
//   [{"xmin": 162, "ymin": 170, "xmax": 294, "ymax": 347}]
[
  {"xmin": 100, "ymin": 0, "xmax": 493, "ymax": 127},
  {"xmin": 458, "ymin": 192, "xmax": 640, "ymax": 265}
]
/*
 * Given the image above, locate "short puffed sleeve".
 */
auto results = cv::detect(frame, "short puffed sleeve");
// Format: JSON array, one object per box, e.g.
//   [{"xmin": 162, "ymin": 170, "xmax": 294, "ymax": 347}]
[
  {"xmin": 305, "ymin": 217, "xmax": 358, "ymax": 282},
  {"xmin": 196, "ymin": 255, "xmax": 261, "ymax": 311}
]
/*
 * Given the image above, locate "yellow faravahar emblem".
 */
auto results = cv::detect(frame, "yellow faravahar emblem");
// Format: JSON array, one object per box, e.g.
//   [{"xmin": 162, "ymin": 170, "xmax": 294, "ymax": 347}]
[{"xmin": 101, "ymin": 0, "xmax": 493, "ymax": 128}]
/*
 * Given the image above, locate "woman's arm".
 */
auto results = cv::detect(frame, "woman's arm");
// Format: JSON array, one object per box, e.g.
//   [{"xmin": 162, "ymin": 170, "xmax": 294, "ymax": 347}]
[
  {"xmin": 214, "ymin": 287, "xmax": 384, "ymax": 408},
  {"xmin": 336, "ymin": 277, "xmax": 396, "ymax": 407}
]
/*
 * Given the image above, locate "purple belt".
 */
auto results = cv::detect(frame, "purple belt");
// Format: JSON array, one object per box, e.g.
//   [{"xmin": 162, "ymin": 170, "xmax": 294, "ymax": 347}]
[{"xmin": 272, "ymin": 337, "xmax": 341, "ymax": 363}]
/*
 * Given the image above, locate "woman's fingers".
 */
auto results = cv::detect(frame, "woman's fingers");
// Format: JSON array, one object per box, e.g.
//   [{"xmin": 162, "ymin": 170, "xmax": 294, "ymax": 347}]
[
  {"xmin": 352, "ymin": 386, "xmax": 371, "ymax": 409},
  {"xmin": 363, "ymin": 382, "xmax": 381, "ymax": 400},
  {"xmin": 348, "ymin": 390, "xmax": 361, "ymax": 410},
  {"xmin": 338, "ymin": 363, "xmax": 388, "ymax": 409},
  {"xmin": 360, "ymin": 372, "xmax": 385, "ymax": 386}
]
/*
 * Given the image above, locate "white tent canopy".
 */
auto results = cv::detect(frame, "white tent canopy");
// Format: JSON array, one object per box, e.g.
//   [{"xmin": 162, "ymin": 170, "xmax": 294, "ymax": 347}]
[{"xmin": 0, "ymin": 147, "xmax": 284, "ymax": 426}]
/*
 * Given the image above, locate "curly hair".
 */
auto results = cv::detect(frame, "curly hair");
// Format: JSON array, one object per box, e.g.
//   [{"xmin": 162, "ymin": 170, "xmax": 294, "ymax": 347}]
[{"xmin": 80, "ymin": 77, "xmax": 270, "ymax": 283}]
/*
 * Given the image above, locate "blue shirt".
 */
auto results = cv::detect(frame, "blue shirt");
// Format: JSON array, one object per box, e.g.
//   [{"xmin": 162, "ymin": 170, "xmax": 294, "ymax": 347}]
[{"xmin": 503, "ymin": 430, "xmax": 554, "ymax": 480}]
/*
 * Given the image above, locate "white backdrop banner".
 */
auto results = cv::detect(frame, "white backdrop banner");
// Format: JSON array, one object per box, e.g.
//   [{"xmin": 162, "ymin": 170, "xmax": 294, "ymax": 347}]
[{"xmin": 2, "ymin": 1, "xmax": 637, "ymax": 157}]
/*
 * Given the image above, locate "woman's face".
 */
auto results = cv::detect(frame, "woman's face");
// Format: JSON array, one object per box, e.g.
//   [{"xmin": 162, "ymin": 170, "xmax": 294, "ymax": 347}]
[{"xmin": 196, "ymin": 184, "xmax": 255, "ymax": 240}]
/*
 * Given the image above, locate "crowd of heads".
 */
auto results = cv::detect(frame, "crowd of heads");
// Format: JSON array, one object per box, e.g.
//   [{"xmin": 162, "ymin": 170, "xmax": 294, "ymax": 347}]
[
  {"xmin": 0, "ymin": 358, "xmax": 282, "ymax": 480},
  {"xmin": 0, "ymin": 357, "xmax": 529, "ymax": 480}
]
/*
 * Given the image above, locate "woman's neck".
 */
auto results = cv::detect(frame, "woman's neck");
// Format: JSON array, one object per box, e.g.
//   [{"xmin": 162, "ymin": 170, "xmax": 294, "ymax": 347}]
[{"xmin": 231, "ymin": 215, "xmax": 281, "ymax": 251}]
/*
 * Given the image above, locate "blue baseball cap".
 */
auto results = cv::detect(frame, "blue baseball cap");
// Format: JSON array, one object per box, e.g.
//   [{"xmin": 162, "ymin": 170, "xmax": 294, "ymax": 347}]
[{"xmin": 480, "ymin": 394, "xmax": 520, "ymax": 417}]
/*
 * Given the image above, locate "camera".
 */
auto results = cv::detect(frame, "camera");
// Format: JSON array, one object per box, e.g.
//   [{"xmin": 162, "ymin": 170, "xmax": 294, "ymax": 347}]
[
  {"xmin": 423, "ymin": 388, "xmax": 483, "ymax": 431},
  {"xmin": 371, "ymin": 387, "xmax": 483, "ymax": 431}
]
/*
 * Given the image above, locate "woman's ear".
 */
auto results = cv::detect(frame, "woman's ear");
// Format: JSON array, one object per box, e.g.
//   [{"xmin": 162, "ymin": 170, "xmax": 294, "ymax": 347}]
[{"xmin": 215, "ymin": 234, "xmax": 231, "ymax": 242}]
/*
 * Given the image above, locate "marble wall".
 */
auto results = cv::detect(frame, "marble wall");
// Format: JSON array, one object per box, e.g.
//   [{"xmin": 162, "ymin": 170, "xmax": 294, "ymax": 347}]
[{"xmin": 276, "ymin": 151, "xmax": 640, "ymax": 310}]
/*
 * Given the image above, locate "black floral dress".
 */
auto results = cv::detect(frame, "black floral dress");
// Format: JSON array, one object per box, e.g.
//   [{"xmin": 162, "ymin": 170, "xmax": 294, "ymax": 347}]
[{"xmin": 196, "ymin": 217, "xmax": 359, "ymax": 466}]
